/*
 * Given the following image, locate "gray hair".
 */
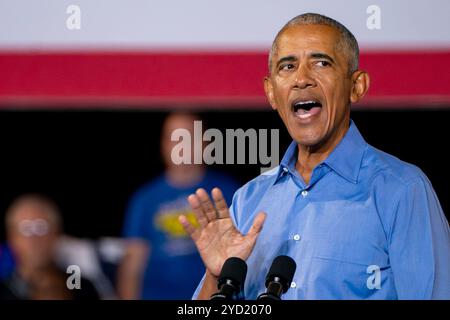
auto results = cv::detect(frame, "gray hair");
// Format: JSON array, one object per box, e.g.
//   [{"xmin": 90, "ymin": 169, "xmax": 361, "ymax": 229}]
[{"xmin": 268, "ymin": 13, "xmax": 359, "ymax": 74}]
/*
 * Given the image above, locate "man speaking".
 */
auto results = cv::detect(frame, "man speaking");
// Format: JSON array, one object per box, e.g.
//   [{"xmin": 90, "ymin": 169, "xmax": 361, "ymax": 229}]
[{"xmin": 179, "ymin": 13, "xmax": 450, "ymax": 299}]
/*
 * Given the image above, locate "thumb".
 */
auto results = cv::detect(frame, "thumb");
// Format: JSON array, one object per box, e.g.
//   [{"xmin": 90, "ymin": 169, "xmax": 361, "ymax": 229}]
[{"xmin": 246, "ymin": 211, "xmax": 266, "ymax": 237}]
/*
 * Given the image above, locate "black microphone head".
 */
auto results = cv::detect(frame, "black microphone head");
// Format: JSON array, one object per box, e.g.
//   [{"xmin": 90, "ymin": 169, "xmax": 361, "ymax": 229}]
[
  {"xmin": 218, "ymin": 257, "xmax": 247, "ymax": 290},
  {"xmin": 265, "ymin": 255, "xmax": 297, "ymax": 293}
]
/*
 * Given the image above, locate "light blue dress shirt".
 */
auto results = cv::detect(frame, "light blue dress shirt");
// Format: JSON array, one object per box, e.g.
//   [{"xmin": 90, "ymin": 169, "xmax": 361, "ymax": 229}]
[{"xmin": 193, "ymin": 120, "xmax": 450, "ymax": 299}]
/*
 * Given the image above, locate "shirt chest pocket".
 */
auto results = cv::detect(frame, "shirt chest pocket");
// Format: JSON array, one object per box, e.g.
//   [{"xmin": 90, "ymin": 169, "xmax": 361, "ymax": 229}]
[
  {"xmin": 302, "ymin": 240, "xmax": 392, "ymax": 298},
  {"xmin": 313, "ymin": 239, "xmax": 388, "ymax": 265}
]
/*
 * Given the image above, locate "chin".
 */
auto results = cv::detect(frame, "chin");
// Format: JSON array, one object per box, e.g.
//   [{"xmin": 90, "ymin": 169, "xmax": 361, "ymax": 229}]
[
  {"xmin": 295, "ymin": 137, "xmax": 323, "ymax": 148},
  {"xmin": 289, "ymin": 126, "xmax": 324, "ymax": 147}
]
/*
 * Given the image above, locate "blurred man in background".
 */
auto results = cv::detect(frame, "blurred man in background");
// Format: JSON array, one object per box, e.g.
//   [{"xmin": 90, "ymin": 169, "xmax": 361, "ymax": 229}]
[
  {"xmin": 117, "ymin": 112, "xmax": 240, "ymax": 299},
  {"xmin": 0, "ymin": 194, "xmax": 99, "ymax": 300}
]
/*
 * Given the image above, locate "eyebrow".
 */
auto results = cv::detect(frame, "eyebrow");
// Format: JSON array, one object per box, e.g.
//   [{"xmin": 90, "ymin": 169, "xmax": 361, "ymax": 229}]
[
  {"xmin": 275, "ymin": 52, "xmax": 336, "ymax": 69},
  {"xmin": 310, "ymin": 52, "xmax": 335, "ymax": 64},
  {"xmin": 275, "ymin": 55, "xmax": 298, "ymax": 69}
]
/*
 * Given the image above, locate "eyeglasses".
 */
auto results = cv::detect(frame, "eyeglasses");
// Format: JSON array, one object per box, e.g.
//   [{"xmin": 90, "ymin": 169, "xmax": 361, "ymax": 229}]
[{"xmin": 17, "ymin": 219, "xmax": 50, "ymax": 237}]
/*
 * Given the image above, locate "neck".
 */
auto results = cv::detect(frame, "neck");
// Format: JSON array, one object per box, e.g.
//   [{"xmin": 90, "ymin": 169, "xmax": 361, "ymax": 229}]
[
  {"xmin": 17, "ymin": 265, "xmax": 33, "ymax": 281},
  {"xmin": 296, "ymin": 120, "xmax": 350, "ymax": 185},
  {"xmin": 166, "ymin": 164, "xmax": 205, "ymax": 188}
]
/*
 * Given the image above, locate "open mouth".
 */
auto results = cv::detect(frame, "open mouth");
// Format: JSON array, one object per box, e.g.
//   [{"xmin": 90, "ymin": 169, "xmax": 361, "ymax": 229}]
[{"xmin": 292, "ymin": 99, "xmax": 322, "ymax": 119}]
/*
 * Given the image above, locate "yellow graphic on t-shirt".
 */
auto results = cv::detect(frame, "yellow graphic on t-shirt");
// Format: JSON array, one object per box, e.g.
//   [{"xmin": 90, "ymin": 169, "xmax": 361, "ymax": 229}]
[{"xmin": 155, "ymin": 209, "xmax": 199, "ymax": 237}]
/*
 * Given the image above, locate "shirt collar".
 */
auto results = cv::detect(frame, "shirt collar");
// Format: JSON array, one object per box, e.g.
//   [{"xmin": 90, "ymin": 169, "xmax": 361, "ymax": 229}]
[{"xmin": 277, "ymin": 120, "xmax": 367, "ymax": 184}]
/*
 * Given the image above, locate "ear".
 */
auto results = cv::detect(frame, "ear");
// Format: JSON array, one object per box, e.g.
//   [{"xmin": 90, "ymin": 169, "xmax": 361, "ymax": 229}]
[
  {"xmin": 350, "ymin": 70, "xmax": 370, "ymax": 104},
  {"xmin": 264, "ymin": 76, "xmax": 277, "ymax": 110}
]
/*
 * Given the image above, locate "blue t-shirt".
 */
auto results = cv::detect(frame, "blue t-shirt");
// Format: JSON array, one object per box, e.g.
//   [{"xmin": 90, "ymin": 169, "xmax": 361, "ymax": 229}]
[
  {"xmin": 0, "ymin": 244, "xmax": 15, "ymax": 280},
  {"xmin": 123, "ymin": 169, "xmax": 239, "ymax": 299}
]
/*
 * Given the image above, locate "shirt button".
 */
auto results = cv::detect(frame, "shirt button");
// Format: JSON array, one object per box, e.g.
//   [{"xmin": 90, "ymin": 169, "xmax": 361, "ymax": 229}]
[
  {"xmin": 283, "ymin": 167, "xmax": 288, "ymax": 173},
  {"xmin": 291, "ymin": 281, "xmax": 297, "ymax": 288},
  {"xmin": 301, "ymin": 190, "xmax": 308, "ymax": 197},
  {"xmin": 293, "ymin": 234, "xmax": 301, "ymax": 241}
]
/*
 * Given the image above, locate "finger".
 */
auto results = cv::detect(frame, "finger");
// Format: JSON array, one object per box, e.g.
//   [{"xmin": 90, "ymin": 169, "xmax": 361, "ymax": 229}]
[
  {"xmin": 179, "ymin": 215, "xmax": 199, "ymax": 242},
  {"xmin": 211, "ymin": 187, "xmax": 230, "ymax": 219},
  {"xmin": 196, "ymin": 188, "xmax": 218, "ymax": 222},
  {"xmin": 247, "ymin": 212, "xmax": 266, "ymax": 237},
  {"xmin": 187, "ymin": 194, "xmax": 208, "ymax": 229}
]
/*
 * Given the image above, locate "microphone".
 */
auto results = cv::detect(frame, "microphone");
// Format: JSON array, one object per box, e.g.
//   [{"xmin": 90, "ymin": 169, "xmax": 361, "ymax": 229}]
[
  {"xmin": 210, "ymin": 257, "xmax": 247, "ymax": 300},
  {"xmin": 257, "ymin": 255, "xmax": 297, "ymax": 300}
]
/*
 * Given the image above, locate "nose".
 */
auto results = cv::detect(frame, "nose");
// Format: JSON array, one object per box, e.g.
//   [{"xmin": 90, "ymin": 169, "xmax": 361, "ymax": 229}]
[{"xmin": 293, "ymin": 63, "xmax": 316, "ymax": 89}]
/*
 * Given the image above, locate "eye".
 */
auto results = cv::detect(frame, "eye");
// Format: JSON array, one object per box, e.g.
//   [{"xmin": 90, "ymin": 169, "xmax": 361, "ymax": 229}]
[
  {"xmin": 279, "ymin": 63, "xmax": 295, "ymax": 71},
  {"xmin": 315, "ymin": 60, "xmax": 331, "ymax": 67}
]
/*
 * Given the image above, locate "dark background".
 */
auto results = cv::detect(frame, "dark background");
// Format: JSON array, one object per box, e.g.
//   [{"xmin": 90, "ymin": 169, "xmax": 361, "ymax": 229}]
[{"xmin": 0, "ymin": 109, "xmax": 448, "ymax": 241}]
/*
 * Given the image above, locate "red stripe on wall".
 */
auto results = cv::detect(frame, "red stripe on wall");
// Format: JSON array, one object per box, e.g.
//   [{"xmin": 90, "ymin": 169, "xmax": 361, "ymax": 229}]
[{"xmin": 1, "ymin": 51, "xmax": 450, "ymax": 109}]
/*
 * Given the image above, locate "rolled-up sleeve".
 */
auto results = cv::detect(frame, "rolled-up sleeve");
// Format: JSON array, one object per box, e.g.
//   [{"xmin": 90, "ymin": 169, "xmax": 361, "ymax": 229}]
[{"xmin": 388, "ymin": 174, "xmax": 450, "ymax": 299}]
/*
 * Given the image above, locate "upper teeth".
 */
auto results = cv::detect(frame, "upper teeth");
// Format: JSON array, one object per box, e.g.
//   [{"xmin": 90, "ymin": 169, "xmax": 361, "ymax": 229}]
[{"xmin": 296, "ymin": 100, "xmax": 316, "ymax": 105}]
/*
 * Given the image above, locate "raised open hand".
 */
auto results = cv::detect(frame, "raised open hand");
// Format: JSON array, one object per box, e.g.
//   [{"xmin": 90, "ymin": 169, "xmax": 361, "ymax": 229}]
[{"xmin": 179, "ymin": 187, "xmax": 266, "ymax": 277}]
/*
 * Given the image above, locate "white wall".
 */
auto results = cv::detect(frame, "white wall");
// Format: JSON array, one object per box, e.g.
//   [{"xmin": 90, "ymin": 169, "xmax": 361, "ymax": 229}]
[{"xmin": 1, "ymin": 0, "xmax": 449, "ymax": 50}]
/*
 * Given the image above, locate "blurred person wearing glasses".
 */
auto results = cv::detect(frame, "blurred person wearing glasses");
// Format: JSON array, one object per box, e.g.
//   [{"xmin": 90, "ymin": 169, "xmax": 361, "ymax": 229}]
[{"xmin": 0, "ymin": 194, "xmax": 99, "ymax": 300}]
